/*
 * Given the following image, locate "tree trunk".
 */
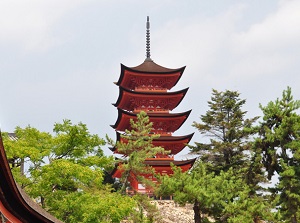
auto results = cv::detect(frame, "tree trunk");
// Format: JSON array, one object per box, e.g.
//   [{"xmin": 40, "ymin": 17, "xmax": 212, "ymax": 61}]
[
  {"xmin": 20, "ymin": 158, "xmax": 24, "ymax": 175},
  {"xmin": 253, "ymin": 216, "xmax": 260, "ymax": 223},
  {"xmin": 120, "ymin": 171, "xmax": 131, "ymax": 195},
  {"xmin": 193, "ymin": 200, "xmax": 201, "ymax": 223},
  {"xmin": 41, "ymin": 196, "xmax": 45, "ymax": 209},
  {"xmin": 291, "ymin": 214, "xmax": 298, "ymax": 223}
]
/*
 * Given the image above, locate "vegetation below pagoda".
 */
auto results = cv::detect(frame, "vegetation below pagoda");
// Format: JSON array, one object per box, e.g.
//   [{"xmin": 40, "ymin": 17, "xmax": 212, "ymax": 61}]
[{"xmin": 3, "ymin": 86, "xmax": 300, "ymax": 223}]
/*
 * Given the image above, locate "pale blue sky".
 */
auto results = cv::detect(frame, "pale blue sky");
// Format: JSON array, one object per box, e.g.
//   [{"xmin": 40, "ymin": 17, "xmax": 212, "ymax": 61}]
[{"xmin": 1, "ymin": 0, "xmax": 299, "ymax": 158}]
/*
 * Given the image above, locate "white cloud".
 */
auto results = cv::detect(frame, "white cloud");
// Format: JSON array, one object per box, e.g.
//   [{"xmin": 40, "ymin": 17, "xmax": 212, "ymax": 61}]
[
  {"xmin": 147, "ymin": 4, "xmax": 245, "ymax": 80},
  {"xmin": 229, "ymin": 53, "xmax": 292, "ymax": 80},
  {"xmin": 142, "ymin": 0, "xmax": 300, "ymax": 83},
  {"xmin": 2, "ymin": 0, "xmax": 299, "ymax": 141},
  {"xmin": 0, "ymin": 0, "xmax": 89, "ymax": 52},
  {"xmin": 225, "ymin": 0, "xmax": 300, "ymax": 79},
  {"xmin": 116, "ymin": 1, "xmax": 300, "ymax": 99},
  {"xmin": 234, "ymin": 0, "xmax": 300, "ymax": 52}
]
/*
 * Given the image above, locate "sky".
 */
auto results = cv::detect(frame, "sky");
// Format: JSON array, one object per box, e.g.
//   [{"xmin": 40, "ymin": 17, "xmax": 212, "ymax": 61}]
[{"xmin": 1, "ymin": 0, "xmax": 299, "ymax": 158}]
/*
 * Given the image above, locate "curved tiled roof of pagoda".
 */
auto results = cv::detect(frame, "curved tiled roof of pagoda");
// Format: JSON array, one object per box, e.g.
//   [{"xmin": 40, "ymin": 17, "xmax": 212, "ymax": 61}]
[
  {"xmin": 111, "ymin": 108, "xmax": 192, "ymax": 133},
  {"xmin": 115, "ymin": 62, "xmax": 186, "ymax": 90},
  {"xmin": 0, "ymin": 133, "xmax": 63, "ymax": 223},
  {"xmin": 145, "ymin": 158, "xmax": 197, "ymax": 174},
  {"xmin": 144, "ymin": 158, "xmax": 196, "ymax": 167},
  {"xmin": 113, "ymin": 86, "xmax": 189, "ymax": 112},
  {"xmin": 111, "ymin": 132, "xmax": 194, "ymax": 155},
  {"xmin": 112, "ymin": 158, "xmax": 197, "ymax": 178},
  {"xmin": 130, "ymin": 60, "xmax": 184, "ymax": 73}
]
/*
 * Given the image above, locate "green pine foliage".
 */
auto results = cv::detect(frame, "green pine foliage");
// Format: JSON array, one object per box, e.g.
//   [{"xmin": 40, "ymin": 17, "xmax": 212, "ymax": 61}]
[
  {"xmin": 191, "ymin": 89, "xmax": 259, "ymax": 174},
  {"xmin": 3, "ymin": 87, "xmax": 300, "ymax": 223},
  {"xmin": 191, "ymin": 89, "xmax": 265, "ymax": 195},
  {"xmin": 156, "ymin": 162, "xmax": 274, "ymax": 223},
  {"xmin": 156, "ymin": 88, "xmax": 280, "ymax": 223},
  {"xmin": 106, "ymin": 111, "xmax": 167, "ymax": 222},
  {"xmin": 255, "ymin": 87, "xmax": 300, "ymax": 222},
  {"xmin": 155, "ymin": 162, "xmax": 216, "ymax": 223},
  {"xmin": 107, "ymin": 111, "xmax": 166, "ymax": 194}
]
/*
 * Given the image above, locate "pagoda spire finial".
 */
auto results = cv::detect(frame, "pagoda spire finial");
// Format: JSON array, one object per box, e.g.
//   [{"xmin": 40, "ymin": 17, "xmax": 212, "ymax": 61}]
[{"xmin": 145, "ymin": 16, "xmax": 152, "ymax": 61}]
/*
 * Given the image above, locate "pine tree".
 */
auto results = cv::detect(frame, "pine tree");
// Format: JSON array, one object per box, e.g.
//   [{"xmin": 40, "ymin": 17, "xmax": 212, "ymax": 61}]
[
  {"xmin": 107, "ymin": 111, "xmax": 165, "ymax": 194},
  {"xmin": 256, "ymin": 87, "xmax": 300, "ymax": 222},
  {"xmin": 191, "ymin": 89, "xmax": 270, "ymax": 222},
  {"xmin": 156, "ymin": 162, "xmax": 275, "ymax": 223},
  {"xmin": 192, "ymin": 89, "xmax": 259, "ymax": 175}
]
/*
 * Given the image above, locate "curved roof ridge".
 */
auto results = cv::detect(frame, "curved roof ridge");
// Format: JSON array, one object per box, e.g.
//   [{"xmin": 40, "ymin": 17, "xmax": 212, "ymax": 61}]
[
  {"xmin": 115, "ymin": 108, "xmax": 192, "ymax": 118},
  {"xmin": 118, "ymin": 85, "xmax": 189, "ymax": 95},
  {"xmin": 144, "ymin": 158, "xmax": 197, "ymax": 166},
  {"xmin": 126, "ymin": 61, "xmax": 185, "ymax": 73},
  {"xmin": 115, "ymin": 131, "xmax": 194, "ymax": 142}
]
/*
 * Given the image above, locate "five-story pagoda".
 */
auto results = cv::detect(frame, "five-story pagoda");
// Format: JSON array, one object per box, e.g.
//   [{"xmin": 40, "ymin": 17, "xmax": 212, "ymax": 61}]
[{"xmin": 111, "ymin": 17, "xmax": 195, "ymax": 194}]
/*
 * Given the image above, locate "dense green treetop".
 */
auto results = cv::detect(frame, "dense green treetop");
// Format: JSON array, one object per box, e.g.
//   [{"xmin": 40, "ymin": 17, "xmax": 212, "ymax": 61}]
[
  {"xmin": 191, "ymin": 89, "xmax": 259, "ymax": 174},
  {"xmin": 107, "ymin": 111, "xmax": 166, "ymax": 194},
  {"xmin": 156, "ymin": 162, "xmax": 274, "ymax": 223},
  {"xmin": 3, "ymin": 120, "xmax": 136, "ymax": 223},
  {"xmin": 255, "ymin": 87, "xmax": 300, "ymax": 222}
]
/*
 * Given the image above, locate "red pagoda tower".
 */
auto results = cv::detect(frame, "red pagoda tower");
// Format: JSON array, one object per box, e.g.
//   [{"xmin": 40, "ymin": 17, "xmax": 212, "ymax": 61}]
[{"xmin": 111, "ymin": 17, "xmax": 195, "ymax": 193}]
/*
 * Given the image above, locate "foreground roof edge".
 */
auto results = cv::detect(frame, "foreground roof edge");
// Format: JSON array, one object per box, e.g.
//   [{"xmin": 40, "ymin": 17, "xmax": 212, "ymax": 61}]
[{"xmin": 0, "ymin": 132, "xmax": 63, "ymax": 223}]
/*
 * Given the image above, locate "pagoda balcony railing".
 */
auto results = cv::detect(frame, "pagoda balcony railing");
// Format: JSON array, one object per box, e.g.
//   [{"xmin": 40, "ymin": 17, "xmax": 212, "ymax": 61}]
[
  {"xmin": 126, "ymin": 188, "xmax": 154, "ymax": 196},
  {"xmin": 134, "ymin": 109, "xmax": 169, "ymax": 113},
  {"xmin": 150, "ymin": 132, "xmax": 172, "ymax": 136},
  {"xmin": 135, "ymin": 87, "xmax": 167, "ymax": 92},
  {"xmin": 146, "ymin": 156, "xmax": 174, "ymax": 160}
]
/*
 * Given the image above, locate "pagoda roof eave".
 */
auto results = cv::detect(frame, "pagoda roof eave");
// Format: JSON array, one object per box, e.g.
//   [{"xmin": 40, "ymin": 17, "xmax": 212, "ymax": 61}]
[
  {"xmin": 115, "ymin": 107, "xmax": 192, "ymax": 120},
  {"xmin": 154, "ymin": 133, "xmax": 194, "ymax": 142},
  {"xmin": 127, "ymin": 61, "xmax": 185, "ymax": 74},
  {"xmin": 144, "ymin": 158, "xmax": 196, "ymax": 167},
  {"xmin": 111, "ymin": 158, "xmax": 197, "ymax": 178},
  {"xmin": 110, "ymin": 132, "xmax": 195, "ymax": 153},
  {"xmin": 115, "ymin": 132, "xmax": 194, "ymax": 142},
  {"xmin": 0, "ymin": 133, "xmax": 63, "ymax": 223},
  {"xmin": 119, "ymin": 86, "xmax": 189, "ymax": 96}
]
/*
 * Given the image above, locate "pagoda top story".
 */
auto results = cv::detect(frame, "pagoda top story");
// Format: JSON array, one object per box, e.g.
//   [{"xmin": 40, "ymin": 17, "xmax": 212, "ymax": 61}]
[
  {"xmin": 115, "ymin": 16, "xmax": 186, "ymax": 91},
  {"xmin": 116, "ymin": 63, "xmax": 185, "ymax": 91}
]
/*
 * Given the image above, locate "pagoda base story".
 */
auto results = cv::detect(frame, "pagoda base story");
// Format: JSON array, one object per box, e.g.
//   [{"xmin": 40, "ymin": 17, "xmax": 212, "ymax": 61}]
[{"xmin": 112, "ymin": 158, "xmax": 196, "ymax": 195}]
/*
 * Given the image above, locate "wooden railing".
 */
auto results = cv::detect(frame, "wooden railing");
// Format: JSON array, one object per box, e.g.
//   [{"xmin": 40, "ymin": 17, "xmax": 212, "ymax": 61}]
[
  {"xmin": 135, "ymin": 87, "xmax": 167, "ymax": 92},
  {"xmin": 134, "ymin": 109, "xmax": 169, "ymax": 113}
]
